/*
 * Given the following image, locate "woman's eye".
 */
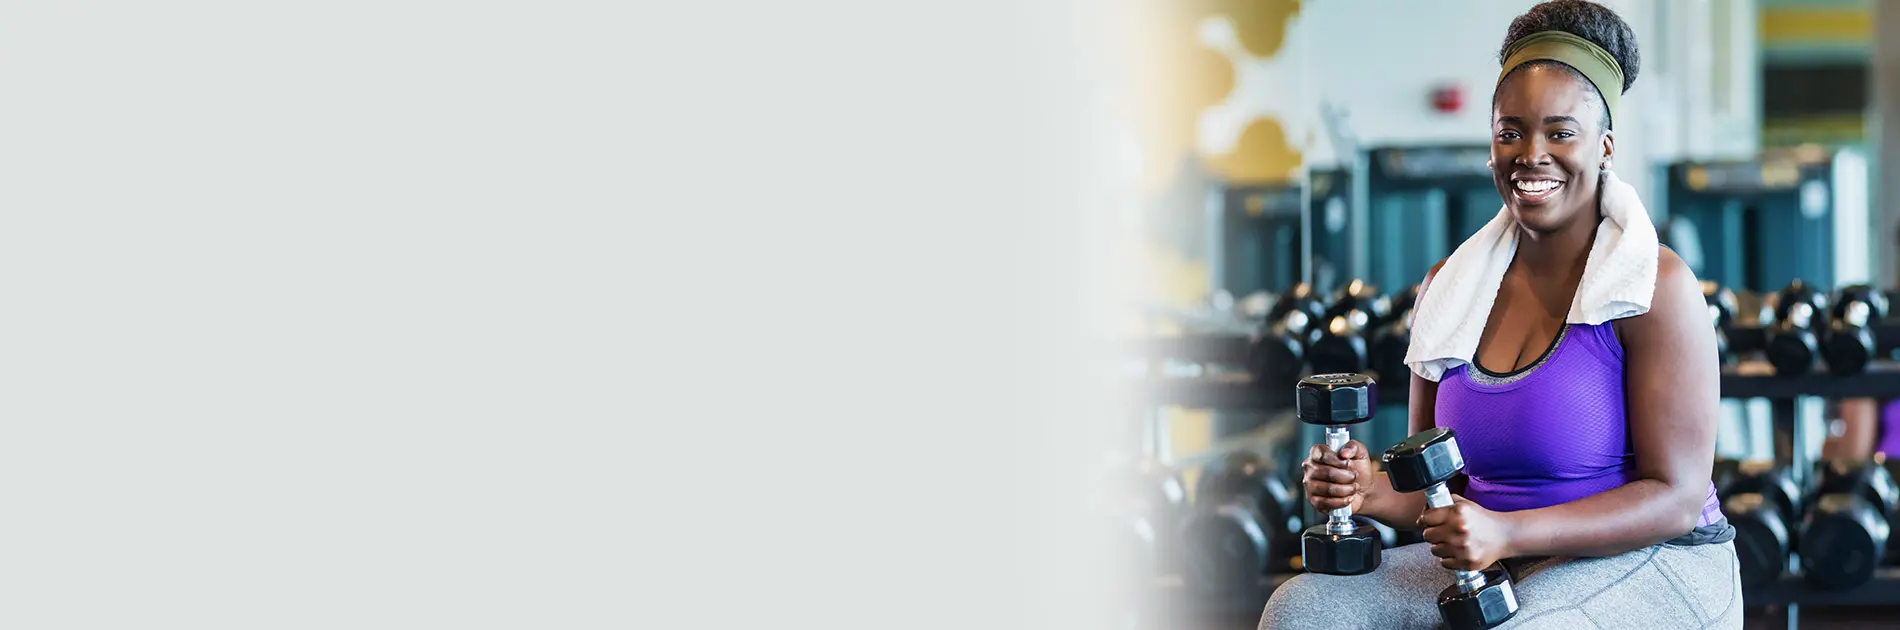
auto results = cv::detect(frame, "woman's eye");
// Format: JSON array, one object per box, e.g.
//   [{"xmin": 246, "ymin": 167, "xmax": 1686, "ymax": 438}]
[
  {"xmin": 1497, "ymin": 130, "xmax": 1520, "ymax": 140},
  {"xmin": 1552, "ymin": 130, "xmax": 1575, "ymax": 139}
]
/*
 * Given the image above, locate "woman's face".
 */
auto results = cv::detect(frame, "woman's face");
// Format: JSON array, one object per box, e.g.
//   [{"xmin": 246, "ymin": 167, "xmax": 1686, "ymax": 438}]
[{"xmin": 1490, "ymin": 64, "xmax": 1614, "ymax": 234}]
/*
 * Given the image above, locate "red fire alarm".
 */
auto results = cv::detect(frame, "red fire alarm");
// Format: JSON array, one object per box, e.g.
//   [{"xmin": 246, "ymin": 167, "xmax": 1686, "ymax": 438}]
[{"xmin": 1431, "ymin": 83, "xmax": 1464, "ymax": 114}]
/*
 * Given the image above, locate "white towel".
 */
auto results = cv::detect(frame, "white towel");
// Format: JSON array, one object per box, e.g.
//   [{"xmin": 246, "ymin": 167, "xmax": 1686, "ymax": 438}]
[{"xmin": 1404, "ymin": 170, "xmax": 1658, "ymax": 382}]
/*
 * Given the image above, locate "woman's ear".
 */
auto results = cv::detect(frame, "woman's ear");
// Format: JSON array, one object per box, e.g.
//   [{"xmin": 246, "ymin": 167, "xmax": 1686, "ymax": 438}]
[{"xmin": 1600, "ymin": 131, "xmax": 1615, "ymax": 171}]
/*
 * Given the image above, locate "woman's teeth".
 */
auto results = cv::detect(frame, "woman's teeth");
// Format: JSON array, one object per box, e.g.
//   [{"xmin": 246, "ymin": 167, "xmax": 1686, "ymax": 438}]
[{"xmin": 1515, "ymin": 180, "xmax": 1561, "ymax": 193}]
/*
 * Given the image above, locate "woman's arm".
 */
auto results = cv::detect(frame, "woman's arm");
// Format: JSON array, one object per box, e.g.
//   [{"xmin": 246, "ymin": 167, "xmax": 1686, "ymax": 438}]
[
  {"xmin": 1349, "ymin": 262, "xmax": 1445, "ymax": 528},
  {"xmin": 1824, "ymin": 398, "xmax": 1880, "ymax": 460},
  {"xmin": 1498, "ymin": 248, "xmax": 1720, "ymax": 558}
]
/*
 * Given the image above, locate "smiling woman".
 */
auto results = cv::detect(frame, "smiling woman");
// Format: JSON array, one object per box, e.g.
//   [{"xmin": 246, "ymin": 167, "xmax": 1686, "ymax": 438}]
[
  {"xmin": 1487, "ymin": 8, "xmax": 1636, "ymax": 235},
  {"xmin": 1257, "ymin": 2, "xmax": 1744, "ymax": 629}
]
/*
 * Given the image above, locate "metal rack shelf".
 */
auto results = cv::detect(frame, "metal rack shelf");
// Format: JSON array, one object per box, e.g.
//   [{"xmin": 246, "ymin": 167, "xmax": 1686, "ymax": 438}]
[
  {"xmin": 1126, "ymin": 333, "xmax": 1255, "ymax": 367},
  {"xmin": 1128, "ymin": 361, "xmax": 1900, "ymax": 410},
  {"xmin": 1746, "ymin": 568, "xmax": 1900, "ymax": 607},
  {"xmin": 1719, "ymin": 361, "xmax": 1900, "ymax": 399}
]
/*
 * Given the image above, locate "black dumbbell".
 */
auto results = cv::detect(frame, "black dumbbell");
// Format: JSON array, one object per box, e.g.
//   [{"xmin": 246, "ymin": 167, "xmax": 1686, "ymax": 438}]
[
  {"xmin": 1822, "ymin": 285, "xmax": 1894, "ymax": 376},
  {"xmin": 1705, "ymin": 281, "xmax": 1740, "ymax": 330},
  {"xmin": 1765, "ymin": 280, "xmax": 1828, "ymax": 376},
  {"xmin": 1799, "ymin": 459, "xmax": 1899, "ymax": 590},
  {"xmin": 1296, "ymin": 373, "xmax": 1383, "ymax": 575},
  {"xmin": 1129, "ymin": 461, "xmax": 1186, "ymax": 578},
  {"xmin": 1712, "ymin": 457, "xmax": 1743, "ymax": 494},
  {"xmin": 1383, "ymin": 428, "xmax": 1518, "ymax": 629},
  {"xmin": 1369, "ymin": 284, "xmax": 1420, "ymax": 382},
  {"xmin": 1703, "ymin": 282, "xmax": 1739, "ymax": 365},
  {"xmin": 1382, "ymin": 284, "xmax": 1419, "ymax": 328},
  {"xmin": 1883, "ymin": 455, "xmax": 1900, "ymax": 567},
  {"xmin": 1307, "ymin": 280, "xmax": 1389, "ymax": 375},
  {"xmin": 1282, "ymin": 486, "xmax": 1397, "ymax": 573},
  {"xmin": 1720, "ymin": 461, "xmax": 1804, "ymax": 590},
  {"xmin": 1726, "ymin": 291, "xmax": 1770, "ymax": 359},
  {"xmin": 1179, "ymin": 451, "xmax": 1298, "ymax": 590},
  {"xmin": 1248, "ymin": 284, "xmax": 1324, "ymax": 384}
]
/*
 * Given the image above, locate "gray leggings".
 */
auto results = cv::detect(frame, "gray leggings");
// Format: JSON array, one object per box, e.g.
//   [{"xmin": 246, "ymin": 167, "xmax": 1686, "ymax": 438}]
[{"xmin": 1258, "ymin": 541, "xmax": 1743, "ymax": 629}]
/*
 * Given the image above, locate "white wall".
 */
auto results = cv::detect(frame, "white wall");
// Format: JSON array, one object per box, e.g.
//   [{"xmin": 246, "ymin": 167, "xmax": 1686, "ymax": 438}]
[
  {"xmin": 1259, "ymin": 0, "xmax": 1760, "ymax": 208},
  {"xmin": 1292, "ymin": 0, "xmax": 1547, "ymax": 161}
]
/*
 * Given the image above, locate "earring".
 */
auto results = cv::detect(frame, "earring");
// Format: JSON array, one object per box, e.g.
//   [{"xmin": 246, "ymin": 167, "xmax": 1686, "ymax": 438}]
[
  {"xmin": 1486, "ymin": 159, "xmax": 1495, "ymax": 168},
  {"xmin": 1601, "ymin": 160, "xmax": 1612, "ymax": 171}
]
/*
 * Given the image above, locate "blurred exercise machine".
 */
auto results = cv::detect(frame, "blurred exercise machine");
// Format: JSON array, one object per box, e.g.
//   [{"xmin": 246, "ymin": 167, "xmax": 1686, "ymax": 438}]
[
  {"xmin": 1661, "ymin": 148, "xmax": 1871, "ymax": 294},
  {"xmin": 1211, "ymin": 169, "xmax": 1353, "ymax": 298},
  {"xmin": 1354, "ymin": 145, "xmax": 1501, "ymax": 293}
]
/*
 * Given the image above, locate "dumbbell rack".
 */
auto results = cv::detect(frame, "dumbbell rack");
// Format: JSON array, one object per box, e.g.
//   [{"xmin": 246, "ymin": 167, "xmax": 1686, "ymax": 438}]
[
  {"xmin": 1125, "ymin": 338, "xmax": 1900, "ymax": 629},
  {"xmin": 1128, "ymin": 359, "xmax": 1900, "ymax": 408},
  {"xmin": 1750, "ymin": 568, "xmax": 1900, "ymax": 607}
]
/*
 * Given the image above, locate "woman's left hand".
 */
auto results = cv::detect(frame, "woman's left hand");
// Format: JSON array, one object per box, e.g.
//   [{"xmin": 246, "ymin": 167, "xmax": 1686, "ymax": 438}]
[{"xmin": 1419, "ymin": 495, "xmax": 1516, "ymax": 571}]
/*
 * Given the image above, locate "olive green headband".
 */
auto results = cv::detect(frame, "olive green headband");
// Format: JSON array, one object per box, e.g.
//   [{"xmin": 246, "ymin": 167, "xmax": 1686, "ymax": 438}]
[{"xmin": 1497, "ymin": 30, "xmax": 1625, "ymax": 128}]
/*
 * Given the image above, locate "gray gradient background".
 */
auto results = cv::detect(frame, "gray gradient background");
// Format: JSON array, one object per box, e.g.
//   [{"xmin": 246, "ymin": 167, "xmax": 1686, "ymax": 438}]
[{"xmin": 0, "ymin": 0, "xmax": 1120, "ymax": 628}]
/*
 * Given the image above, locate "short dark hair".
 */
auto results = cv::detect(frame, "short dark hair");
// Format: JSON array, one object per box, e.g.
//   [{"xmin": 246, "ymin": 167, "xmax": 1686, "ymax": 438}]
[{"xmin": 1495, "ymin": 0, "xmax": 1641, "ymax": 129}]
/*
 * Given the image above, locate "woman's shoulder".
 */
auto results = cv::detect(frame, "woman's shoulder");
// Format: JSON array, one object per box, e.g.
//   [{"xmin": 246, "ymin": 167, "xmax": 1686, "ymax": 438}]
[
  {"xmin": 1611, "ymin": 245, "xmax": 1701, "ymax": 331},
  {"xmin": 1655, "ymin": 245, "xmax": 1692, "ymax": 286},
  {"xmin": 1646, "ymin": 245, "xmax": 1698, "ymax": 313}
]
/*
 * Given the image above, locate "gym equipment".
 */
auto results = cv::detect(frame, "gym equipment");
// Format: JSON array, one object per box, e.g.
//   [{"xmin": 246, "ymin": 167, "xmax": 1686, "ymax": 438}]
[
  {"xmin": 1822, "ymin": 284, "xmax": 1895, "ymax": 376},
  {"xmin": 1712, "ymin": 457, "xmax": 1743, "ymax": 494},
  {"xmin": 1248, "ymin": 284, "xmax": 1324, "ymax": 384},
  {"xmin": 1366, "ymin": 517, "xmax": 1400, "ymax": 552},
  {"xmin": 1661, "ymin": 149, "xmax": 1867, "ymax": 294},
  {"xmin": 1723, "ymin": 288, "xmax": 1771, "ymax": 360},
  {"xmin": 1214, "ymin": 170, "xmax": 1353, "ymax": 297},
  {"xmin": 1705, "ymin": 281, "xmax": 1741, "ymax": 331},
  {"xmin": 1380, "ymin": 284, "xmax": 1420, "ymax": 329},
  {"xmin": 1383, "ymin": 427, "xmax": 1519, "ymax": 629},
  {"xmin": 1885, "ymin": 455, "xmax": 1900, "ymax": 567},
  {"xmin": 1296, "ymin": 373, "xmax": 1383, "ymax": 575},
  {"xmin": 1799, "ymin": 458, "xmax": 1899, "ymax": 590},
  {"xmin": 1370, "ymin": 284, "xmax": 1419, "ymax": 382},
  {"xmin": 1765, "ymin": 280, "xmax": 1828, "ymax": 376},
  {"xmin": 1703, "ymin": 281, "xmax": 1738, "ymax": 365},
  {"xmin": 1283, "ymin": 474, "xmax": 1394, "ymax": 573},
  {"xmin": 1308, "ymin": 280, "xmax": 1389, "ymax": 375},
  {"xmin": 1179, "ymin": 451, "xmax": 1298, "ymax": 591},
  {"xmin": 1720, "ymin": 461, "xmax": 1804, "ymax": 589},
  {"xmin": 1130, "ymin": 461, "xmax": 1187, "ymax": 577},
  {"xmin": 1357, "ymin": 145, "xmax": 1499, "ymax": 293},
  {"xmin": 1320, "ymin": 279, "xmax": 1392, "ymax": 325}
]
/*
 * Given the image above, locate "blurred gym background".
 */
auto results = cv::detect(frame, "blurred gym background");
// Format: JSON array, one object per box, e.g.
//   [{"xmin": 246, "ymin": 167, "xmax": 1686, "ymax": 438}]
[{"xmin": 1109, "ymin": 1, "xmax": 1900, "ymax": 628}]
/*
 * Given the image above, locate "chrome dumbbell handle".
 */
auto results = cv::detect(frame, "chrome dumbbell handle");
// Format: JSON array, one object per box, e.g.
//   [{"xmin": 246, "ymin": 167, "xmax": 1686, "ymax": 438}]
[
  {"xmin": 1424, "ymin": 483, "xmax": 1486, "ymax": 592},
  {"xmin": 1325, "ymin": 426, "xmax": 1355, "ymax": 535}
]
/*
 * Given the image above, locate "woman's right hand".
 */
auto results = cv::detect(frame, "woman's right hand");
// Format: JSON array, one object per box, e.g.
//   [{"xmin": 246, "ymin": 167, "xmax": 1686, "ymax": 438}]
[{"xmin": 1302, "ymin": 440, "xmax": 1374, "ymax": 514}]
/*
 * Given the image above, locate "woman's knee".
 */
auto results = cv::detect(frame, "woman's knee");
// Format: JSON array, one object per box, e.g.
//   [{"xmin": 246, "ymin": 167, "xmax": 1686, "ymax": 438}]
[
  {"xmin": 1258, "ymin": 574, "xmax": 1332, "ymax": 629},
  {"xmin": 1264, "ymin": 574, "xmax": 1327, "ymax": 610},
  {"xmin": 1259, "ymin": 544, "xmax": 1473, "ymax": 629}
]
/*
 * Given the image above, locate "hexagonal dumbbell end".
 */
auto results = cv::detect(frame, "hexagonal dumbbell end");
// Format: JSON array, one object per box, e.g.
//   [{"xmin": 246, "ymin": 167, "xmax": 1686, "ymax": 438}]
[
  {"xmin": 1722, "ymin": 493, "xmax": 1792, "ymax": 590},
  {"xmin": 1299, "ymin": 519, "xmax": 1382, "ymax": 575},
  {"xmin": 1296, "ymin": 373, "xmax": 1376, "ymax": 426},
  {"xmin": 1767, "ymin": 301, "xmax": 1821, "ymax": 375},
  {"xmin": 1383, "ymin": 427, "xmax": 1465, "ymax": 493},
  {"xmin": 1800, "ymin": 493, "xmax": 1889, "ymax": 591},
  {"xmin": 1438, "ymin": 568, "xmax": 1519, "ymax": 629}
]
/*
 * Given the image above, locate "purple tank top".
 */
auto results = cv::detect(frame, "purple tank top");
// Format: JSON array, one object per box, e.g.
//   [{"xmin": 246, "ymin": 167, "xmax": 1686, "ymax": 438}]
[
  {"xmin": 1879, "ymin": 399, "xmax": 1900, "ymax": 456},
  {"xmin": 1436, "ymin": 321, "xmax": 1724, "ymax": 526}
]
